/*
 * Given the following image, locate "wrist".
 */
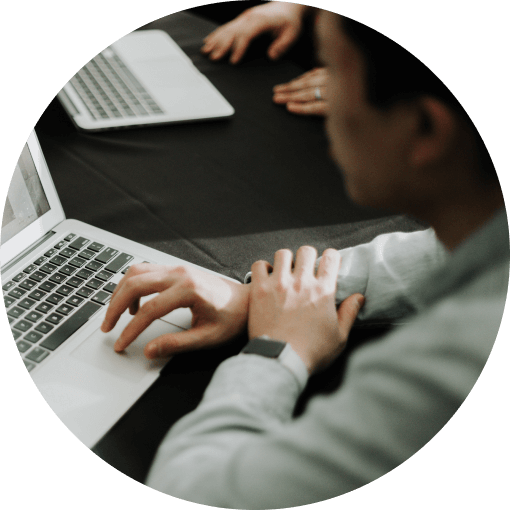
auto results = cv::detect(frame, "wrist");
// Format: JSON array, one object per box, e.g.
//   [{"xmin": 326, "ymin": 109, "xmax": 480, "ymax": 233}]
[{"xmin": 242, "ymin": 336, "xmax": 309, "ymax": 391}]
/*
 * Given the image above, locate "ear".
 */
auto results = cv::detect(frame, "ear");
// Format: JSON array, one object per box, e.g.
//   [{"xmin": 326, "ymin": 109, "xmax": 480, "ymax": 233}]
[{"xmin": 409, "ymin": 97, "xmax": 458, "ymax": 169}]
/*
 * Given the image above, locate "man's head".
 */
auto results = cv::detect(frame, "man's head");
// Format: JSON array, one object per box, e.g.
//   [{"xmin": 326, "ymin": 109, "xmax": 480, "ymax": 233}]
[{"xmin": 315, "ymin": 10, "xmax": 500, "ymax": 221}]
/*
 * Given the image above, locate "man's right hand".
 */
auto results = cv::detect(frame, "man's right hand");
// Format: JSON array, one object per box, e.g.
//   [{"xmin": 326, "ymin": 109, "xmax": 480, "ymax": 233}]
[
  {"xmin": 201, "ymin": 2, "xmax": 309, "ymax": 64},
  {"xmin": 101, "ymin": 264, "xmax": 249, "ymax": 359}
]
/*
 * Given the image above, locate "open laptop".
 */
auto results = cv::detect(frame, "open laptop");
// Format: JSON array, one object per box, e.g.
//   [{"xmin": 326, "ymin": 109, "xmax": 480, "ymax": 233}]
[
  {"xmin": 1, "ymin": 130, "xmax": 237, "ymax": 447},
  {"xmin": 57, "ymin": 29, "xmax": 234, "ymax": 131}
]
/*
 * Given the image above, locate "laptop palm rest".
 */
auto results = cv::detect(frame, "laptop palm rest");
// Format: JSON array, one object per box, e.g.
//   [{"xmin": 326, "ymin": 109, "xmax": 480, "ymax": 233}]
[{"xmin": 71, "ymin": 311, "xmax": 183, "ymax": 383}]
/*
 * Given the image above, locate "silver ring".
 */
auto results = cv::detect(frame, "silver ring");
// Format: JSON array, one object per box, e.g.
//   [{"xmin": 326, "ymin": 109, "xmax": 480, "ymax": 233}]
[{"xmin": 314, "ymin": 87, "xmax": 322, "ymax": 101}]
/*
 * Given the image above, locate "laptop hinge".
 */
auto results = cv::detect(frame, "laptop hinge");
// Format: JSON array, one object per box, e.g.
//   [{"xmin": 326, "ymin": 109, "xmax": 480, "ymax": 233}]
[{"xmin": 1, "ymin": 231, "xmax": 57, "ymax": 274}]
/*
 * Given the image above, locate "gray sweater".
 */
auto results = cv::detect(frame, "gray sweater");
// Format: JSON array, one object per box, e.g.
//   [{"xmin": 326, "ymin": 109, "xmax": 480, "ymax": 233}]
[{"xmin": 146, "ymin": 210, "xmax": 509, "ymax": 509}]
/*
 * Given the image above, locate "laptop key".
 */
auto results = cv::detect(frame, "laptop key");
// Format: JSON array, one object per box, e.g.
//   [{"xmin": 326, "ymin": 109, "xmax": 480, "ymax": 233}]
[
  {"xmin": 8, "ymin": 316, "xmax": 15, "ymax": 324},
  {"xmin": 78, "ymin": 249, "xmax": 95, "ymax": 260},
  {"xmin": 25, "ymin": 347, "xmax": 50, "ymax": 363},
  {"xmin": 44, "ymin": 248, "xmax": 58, "ymax": 257},
  {"xmin": 76, "ymin": 287, "xmax": 94, "ymax": 299},
  {"xmin": 12, "ymin": 329, "xmax": 22, "ymax": 340},
  {"xmin": 103, "ymin": 282, "xmax": 117, "ymax": 293},
  {"xmin": 12, "ymin": 273, "xmax": 26, "ymax": 282},
  {"xmin": 40, "ymin": 301, "xmax": 102, "ymax": 351},
  {"xmin": 64, "ymin": 233, "xmax": 76, "ymax": 241},
  {"xmin": 13, "ymin": 320, "xmax": 32, "ymax": 332},
  {"xmin": 4, "ymin": 296, "xmax": 16, "ymax": 307},
  {"xmin": 34, "ymin": 256, "xmax": 47, "ymax": 265},
  {"xmin": 29, "ymin": 271, "xmax": 46, "ymax": 283},
  {"xmin": 28, "ymin": 289, "xmax": 47, "ymax": 301},
  {"xmin": 91, "ymin": 291, "xmax": 111, "ymax": 305},
  {"xmin": 85, "ymin": 260, "xmax": 103, "ymax": 272},
  {"xmin": 96, "ymin": 270, "xmax": 113, "ymax": 282},
  {"xmin": 49, "ymin": 255, "xmax": 67, "ymax": 266},
  {"xmin": 25, "ymin": 331, "xmax": 43, "ymax": 343},
  {"xmin": 76, "ymin": 268, "xmax": 94, "ymax": 280},
  {"xmin": 8, "ymin": 288, "xmax": 26, "ymax": 299},
  {"xmin": 60, "ymin": 247, "xmax": 77, "ymax": 258},
  {"xmin": 95, "ymin": 247, "xmax": 118, "ymax": 264},
  {"xmin": 18, "ymin": 298, "xmax": 36, "ymax": 310},
  {"xmin": 69, "ymin": 237, "xmax": 89, "ymax": 250},
  {"xmin": 66, "ymin": 277, "xmax": 83, "ymax": 288},
  {"xmin": 49, "ymin": 273, "xmax": 67, "ymax": 284},
  {"xmin": 35, "ymin": 322, "xmax": 54, "ymax": 334},
  {"xmin": 23, "ymin": 264, "xmax": 37, "ymax": 274},
  {"xmin": 38, "ymin": 275, "xmax": 57, "ymax": 292},
  {"xmin": 88, "ymin": 242, "xmax": 104, "ymax": 252},
  {"xmin": 55, "ymin": 304, "xmax": 74, "ymax": 315},
  {"xmin": 2, "ymin": 281, "xmax": 16, "ymax": 291},
  {"xmin": 23, "ymin": 360, "xmax": 37, "ymax": 372},
  {"xmin": 86, "ymin": 278, "xmax": 103, "ymax": 290},
  {"xmin": 25, "ymin": 311, "xmax": 44, "ymax": 323},
  {"xmin": 17, "ymin": 340, "xmax": 32, "ymax": 353},
  {"xmin": 46, "ymin": 293, "xmax": 65, "ymax": 305},
  {"xmin": 46, "ymin": 313, "xmax": 65, "ymax": 325},
  {"xmin": 7, "ymin": 306, "xmax": 25, "ymax": 319},
  {"xmin": 54, "ymin": 241, "xmax": 67, "ymax": 249},
  {"xmin": 35, "ymin": 302, "xmax": 54, "ymax": 314},
  {"xmin": 69, "ymin": 257, "xmax": 87, "ymax": 268},
  {"xmin": 104, "ymin": 253, "xmax": 134, "ymax": 273},
  {"xmin": 19, "ymin": 279, "xmax": 37, "ymax": 291},
  {"xmin": 59, "ymin": 265, "xmax": 77, "ymax": 276},
  {"xmin": 56, "ymin": 285, "xmax": 74, "ymax": 297},
  {"xmin": 40, "ymin": 263, "xmax": 58, "ymax": 274},
  {"xmin": 66, "ymin": 295, "xmax": 85, "ymax": 307}
]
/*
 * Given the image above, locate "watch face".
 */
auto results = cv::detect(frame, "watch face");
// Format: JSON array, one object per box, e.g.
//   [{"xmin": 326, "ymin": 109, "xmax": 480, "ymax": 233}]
[{"xmin": 243, "ymin": 338, "xmax": 286, "ymax": 358}]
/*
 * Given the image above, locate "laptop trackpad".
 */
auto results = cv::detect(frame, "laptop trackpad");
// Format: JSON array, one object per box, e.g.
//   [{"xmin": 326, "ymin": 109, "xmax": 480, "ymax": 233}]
[{"xmin": 71, "ymin": 312, "xmax": 184, "ymax": 383}]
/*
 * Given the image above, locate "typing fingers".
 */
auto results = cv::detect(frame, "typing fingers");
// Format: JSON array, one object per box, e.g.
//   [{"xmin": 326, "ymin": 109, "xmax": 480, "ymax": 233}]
[
  {"xmin": 113, "ymin": 286, "xmax": 189, "ymax": 352},
  {"xmin": 102, "ymin": 265, "xmax": 171, "ymax": 333}
]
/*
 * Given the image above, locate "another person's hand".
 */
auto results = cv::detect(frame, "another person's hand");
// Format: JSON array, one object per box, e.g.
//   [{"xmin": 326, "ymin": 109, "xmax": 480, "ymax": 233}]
[
  {"xmin": 248, "ymin": 246, "xmax": 364, "ymax": 374},
  {"xmin": 201, "ymin": 2, "xmax": 309, "ymax": 64},
  {"xmin": 101, "ymin": 264, "xmax": 249, "ymax": 359},
  {"xmin": 272, "ymin": 67, "xmax": 328, "ymax": 116}
]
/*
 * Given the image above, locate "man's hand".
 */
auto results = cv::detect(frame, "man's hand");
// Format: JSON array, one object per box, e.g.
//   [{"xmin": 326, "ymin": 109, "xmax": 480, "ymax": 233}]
[
  {"xmin": 272, "ymin": 67, "xmax": 328, "ymax": 116},
  {"xmin": 101, "ymin": 264, "xmax": 249, "ymax": 359},
  {"xmin": 248, "ymin": 246, "xmax": 364, "ymax": 374},
  {"xmin": 201, "ymin": 2, "xmax": 309, "ymax": 64}
]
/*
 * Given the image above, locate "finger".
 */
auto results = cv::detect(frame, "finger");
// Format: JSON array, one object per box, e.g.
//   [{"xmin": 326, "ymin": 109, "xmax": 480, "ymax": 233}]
[
  {"xmin": 109, "ymin": 263, "xmax": 157, "ymax": 303},
  {"xmin": 293, "ymin": 246, "xmax": 318, "ymax": 276},
  {"xmin": 143, "ymin": 324, "xmax": 217, "ymax": 359},
  {"xmin": 273, "ymin": 87, "xmax": 318, "ymax": 104},
  {"xmin": 268, "ymin": 26, "xmax": 299, "ymax": 60},
  {"xmin": 113, "ymin": 286, "xmax": 189, "ymax": 352},
  {"xmin": 273, "ymin": 69, "xmax": 322, "ymax": 93},
  {"xmin": 251, "ymin": 260, "xmax": 272, "ymax": 283},
  {"xmin": 209, "ymin": 35, "xmax": 235, "ymax": 61},
  {"xmin": 272, "ymin": 249, "xmax": 293, "ymax": 276},
  {"xmin": 229, "ymin": 35, "xmax": 252, "ymax": 64},
  {"xmin": 337, "ymin": 294, "xmax": 365, "ymax": 338},
  {"xmin": 102, "ymin": 270, "xmax": 169, "ymax": 333},
  {"xmin": 286, "ymin": 101, "xmax": 327, "ymax": 117},
  {"xmin": 316, "ymin": 249, "xmax": 341, "ymax": 281}
]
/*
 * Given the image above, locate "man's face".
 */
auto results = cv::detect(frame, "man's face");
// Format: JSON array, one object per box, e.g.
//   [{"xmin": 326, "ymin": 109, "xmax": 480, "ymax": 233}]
[{"xmin": 316, "ymin": 11, "xmax": 418, "ymax": 211}]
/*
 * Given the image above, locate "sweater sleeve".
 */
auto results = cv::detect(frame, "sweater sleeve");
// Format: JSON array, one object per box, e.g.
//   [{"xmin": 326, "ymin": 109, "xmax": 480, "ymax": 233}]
[
  {"xmin": 244, "ymin": 229, "xmax": 447, "ymax": 325},
  {"xmin": 333, "ymin": 228, "xmax": 448, "ymax": 325}
]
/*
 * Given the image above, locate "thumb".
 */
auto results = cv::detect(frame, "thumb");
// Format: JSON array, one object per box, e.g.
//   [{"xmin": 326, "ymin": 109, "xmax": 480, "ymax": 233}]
[
  {"xmin": 268, "ymin": 25, "xmax": 299, "ymax": 60},
  {"xmin": 337, "ymin": 293, "xmax": 365, "ymax": 337}
]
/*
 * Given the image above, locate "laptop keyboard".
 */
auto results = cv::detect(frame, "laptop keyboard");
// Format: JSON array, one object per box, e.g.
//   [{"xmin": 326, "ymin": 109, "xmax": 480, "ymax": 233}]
[
  {"xmin": 69, "ymin": 47, "xmax": 164, "ymax": 120},
  {"xmin": 4, "ymin": 233, "xmax": 135, "ymax": 373}
]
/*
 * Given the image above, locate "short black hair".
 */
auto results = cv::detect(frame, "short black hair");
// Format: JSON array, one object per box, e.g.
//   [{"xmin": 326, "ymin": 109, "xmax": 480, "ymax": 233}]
[{"xmin": 340, "ymin": 16, "xmax": 498, "ymax": 183}]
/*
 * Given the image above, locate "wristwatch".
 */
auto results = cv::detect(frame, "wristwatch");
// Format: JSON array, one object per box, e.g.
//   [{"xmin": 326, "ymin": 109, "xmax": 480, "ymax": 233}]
[{"xmin": 242, "ymin": 335, "xmax": 309, "ymax": 391}]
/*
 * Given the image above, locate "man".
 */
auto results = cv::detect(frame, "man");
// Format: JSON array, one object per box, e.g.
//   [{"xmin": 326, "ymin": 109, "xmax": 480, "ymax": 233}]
[{"xmin": 101, "ymin": 9, "xmax": 508, "ymax": 509}]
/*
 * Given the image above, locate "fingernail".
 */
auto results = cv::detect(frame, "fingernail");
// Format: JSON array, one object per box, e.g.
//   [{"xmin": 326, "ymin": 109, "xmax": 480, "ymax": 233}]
[
  {"xmin": 101, "ymin": 320, "xmax": 108, "ymax": 332},
  {"xmin": 357, "ymin": 295, "xmax": 365, "ymax": 307}
]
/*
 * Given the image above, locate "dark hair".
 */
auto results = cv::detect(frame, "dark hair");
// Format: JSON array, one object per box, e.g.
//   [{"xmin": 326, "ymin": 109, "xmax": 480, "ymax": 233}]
[{"xmin": 340, "ymin": 16, "xmax": 498, "ymax": 183}]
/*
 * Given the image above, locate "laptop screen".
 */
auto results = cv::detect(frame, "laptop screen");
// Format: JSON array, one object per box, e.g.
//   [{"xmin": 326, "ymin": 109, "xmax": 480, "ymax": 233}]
[{"xmin": 2, "ymin": 143, "xmax": 51, "ymax": 244}]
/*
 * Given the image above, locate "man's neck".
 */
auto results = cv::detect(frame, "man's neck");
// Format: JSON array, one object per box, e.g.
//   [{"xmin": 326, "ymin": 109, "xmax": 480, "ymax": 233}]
[{"xmin": 427, "ymin": 186, "xmax": 505, "ymax": 252}]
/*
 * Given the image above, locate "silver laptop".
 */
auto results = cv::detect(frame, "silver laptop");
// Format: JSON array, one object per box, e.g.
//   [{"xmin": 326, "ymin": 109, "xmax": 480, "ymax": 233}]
[
  {"xmin": 1, "ymin": 131, "xmax": 237, "ymax": 447},
  {"xmin": 57, "ymin": 29, "xmax": 234, "ymax": 131}
]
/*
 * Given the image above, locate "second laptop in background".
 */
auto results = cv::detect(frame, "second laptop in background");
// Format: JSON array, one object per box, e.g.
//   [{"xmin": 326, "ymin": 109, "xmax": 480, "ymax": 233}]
[{"xmin": 57, "ymin": 29, "xmax": 234, "ymax": 131}]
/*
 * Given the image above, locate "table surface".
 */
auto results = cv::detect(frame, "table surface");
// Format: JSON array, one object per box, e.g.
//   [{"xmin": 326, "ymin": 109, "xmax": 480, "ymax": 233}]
[{"xmin": 35, "ymin": 10, "xmax": 422, "ymax": 483}]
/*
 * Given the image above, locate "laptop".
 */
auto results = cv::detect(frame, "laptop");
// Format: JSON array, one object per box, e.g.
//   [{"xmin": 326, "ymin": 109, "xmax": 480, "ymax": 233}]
[
  {"xmin": 57, "ymin": 29, "xmax": 234, "ymax": 131},
  {"xmin": 1, "ymin": 130, "xmax": 238, "ymax": 447}
]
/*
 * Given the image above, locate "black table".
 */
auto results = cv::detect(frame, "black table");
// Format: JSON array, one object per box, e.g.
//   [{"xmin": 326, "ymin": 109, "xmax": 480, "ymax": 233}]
[{"xmin": 35, "ymin": 10, "xmax": 423, "ymax": 483}]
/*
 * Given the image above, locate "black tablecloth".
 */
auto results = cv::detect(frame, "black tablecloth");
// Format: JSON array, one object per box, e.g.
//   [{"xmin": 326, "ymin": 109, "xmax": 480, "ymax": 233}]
[{"xmin": 35, "ymin": 10, "xmax": 423, "ymax": 483}]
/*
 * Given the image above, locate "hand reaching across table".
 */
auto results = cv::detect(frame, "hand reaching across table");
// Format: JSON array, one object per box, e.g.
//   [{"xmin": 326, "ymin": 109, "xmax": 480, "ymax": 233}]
[{"xmin": 201, "ymin": 2, "xmax": 310, "ymax": 64}]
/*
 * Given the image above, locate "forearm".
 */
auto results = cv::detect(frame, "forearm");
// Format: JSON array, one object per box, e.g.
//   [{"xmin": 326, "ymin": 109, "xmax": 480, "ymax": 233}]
[{"xmin": 146, "ymin": 354, "xmax": 303, "ymax": 508}]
